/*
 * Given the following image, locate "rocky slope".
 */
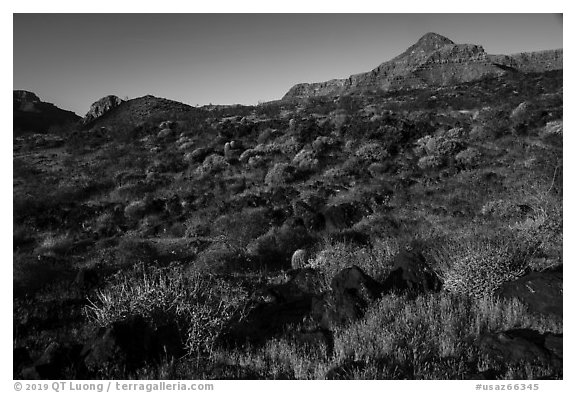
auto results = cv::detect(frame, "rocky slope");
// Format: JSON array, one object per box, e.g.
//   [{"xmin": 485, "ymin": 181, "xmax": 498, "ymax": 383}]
[
  {"xmin": 283, "ymin": 33, "xmax": 563, "ymax": 99},
  {"xmin": 13, "ymin": 90, "xmax": 81, "ymax": 134}
]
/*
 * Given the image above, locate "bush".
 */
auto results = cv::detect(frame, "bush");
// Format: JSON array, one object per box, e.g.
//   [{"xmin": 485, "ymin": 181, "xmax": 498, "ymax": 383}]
[
  {"xmin": 85, "ymin": 264, "xmax": 248, "ymax": 356},
  {"xmin": 417, "ymin": 155, "xmax": 443, "ymax": 170},
  {"xmin": 193, "ymin": 238, "xmax": 251, "ymax": 274},
  {"xmin": 354, "ymin": 142, "xmax": 388, "ymax": 162},
  {"xmin": 196, "ymin": 154, "xmax": 229, "ymax": 175},
  {"xmin": 265, "ymin": 163, "xmax": 297, "ymax": 186},
  {"xmin": 309, "ymin": 238, "xmax": 398, "ymax": 284},
  {"xmin": 124, "ymin": 200, "xmax": 148, "ymax": 221},
  {"xmin": 292, "ymin": 149, "xmax": 319, "ymax": 171},
  {"xmin": 455, "ymin": 148, "xmax": 481, "ymax": 168},
  {"xmin": 430, "ymin": 238, "xmax": 528, "ymax": 298},
  {"xmin": 34, "ymin": 233, "xmax": 74, "ymax": 257}
]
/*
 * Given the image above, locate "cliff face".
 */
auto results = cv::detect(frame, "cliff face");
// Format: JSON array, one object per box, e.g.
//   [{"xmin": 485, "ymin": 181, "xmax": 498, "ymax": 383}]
[
  {"xmin": 83, "ymin": 95, "xmax": 124, "ymax": 125},
  {"xmin": 282, "ymin": 33, "xmax": 563, "ymax": 99}
]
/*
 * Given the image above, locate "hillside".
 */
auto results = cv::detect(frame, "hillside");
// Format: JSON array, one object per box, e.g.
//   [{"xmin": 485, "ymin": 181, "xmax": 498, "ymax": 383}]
[{"xmin": 13, "ymin": 35, "xmax": 563, "ymax": 380}]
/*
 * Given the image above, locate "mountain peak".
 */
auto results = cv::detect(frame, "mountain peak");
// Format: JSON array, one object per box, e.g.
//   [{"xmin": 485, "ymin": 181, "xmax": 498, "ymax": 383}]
[{"xmin": 412, "ymin": 32, "xmax": 455, "ymax": 52}]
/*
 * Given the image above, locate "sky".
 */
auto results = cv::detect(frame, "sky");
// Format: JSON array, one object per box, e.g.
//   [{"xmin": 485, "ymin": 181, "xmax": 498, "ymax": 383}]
[{"xmin": 13, "ymin": 13, "xmax": 563, "ymax": 116}]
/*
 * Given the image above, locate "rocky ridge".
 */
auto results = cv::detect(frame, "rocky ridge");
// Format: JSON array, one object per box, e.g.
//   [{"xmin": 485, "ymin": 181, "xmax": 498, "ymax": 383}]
[{"xmin": 283, "ymin": 33, "xmax": 563, "ymax": 99}]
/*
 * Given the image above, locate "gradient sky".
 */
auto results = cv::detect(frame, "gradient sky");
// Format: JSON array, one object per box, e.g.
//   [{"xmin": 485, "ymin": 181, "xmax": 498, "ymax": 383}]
[{"xmin": 13, "ymin": 14, "xmax": 562, "ymax": 116}]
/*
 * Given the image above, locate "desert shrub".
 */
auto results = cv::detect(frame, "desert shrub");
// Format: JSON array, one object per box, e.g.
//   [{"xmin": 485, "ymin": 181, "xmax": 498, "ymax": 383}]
[
  {"xmin": 278, "ymin": 136, "xmax": 303, "ymax": 155},
  {"xmin": 429, "ymin": 237, "xmax": 528, "ymax": 298},
  {"xmin": 312, "ymin": 136, "xmax": 336, "ymax": 153},
  {"xmin": 257, "ymin": 128, "xmax": 274, "ymax": 144},
  {"xmin": 480, "ymin": 199, "xmax": 523, "ymax": 219},
  {"xmin": 468, "ymin": 124, "xmax": 491, "ymax": 140},
  {"xmin": 367, "ymin": 162, "xmax": 391, "ymax": 178},
  {"xmin": 309, "ymin": 238, "xmax": 398, "ymax": 284},
  {"xmin": 417, "ymin": 155, "xmax": 443, "ymax": 170},
  {"xmin": 124, "ymin": 200, "xmax": 148, "ymax": 221},
  {"xmin": 292, "ymin": 149, "xmax": 319, "ymax": 171},
  {"xmin": 93, "ymin": 212, "xmax": 122, "ymax": 237},
  {"xmin": 333, "ymin": 292, "xmax": 561, "ymax": 379},
  {"xmin": 541, "ymin": 120, "xmax": 563, "ymax": 137},
  {"xmin": 34, "ymin": 233, "xmax": 74, "ymax": 257},
  {"xmin": 265, "ymin": 163, "xmax": 296, "ymax": 186},
  {"xmin": 193, "ymin": 238, "xmax": 251, "ymax": 274},
  {"xmin": 508, "ymin": 197, "xmax": 562, "ymax": 261},
  {"xmin": 354, "ymin": 142, "xmax": 388, "ymax": 162},
  {"xmin": 329, "ymin": 109, "xmax": 349, "ymax": 128},
  {"xmin": 85, "ymin": 264, "xmax": 248, "ymax": 356},
  {"xmin": 455, "ymin": 147, "xmax": 481, "ymax": 168},
  {"xmin": 475, "ymin": 107, "xmax": 512, "ymax": 139},
  {"xmin": 146, "ymin": 154, "xmax": 186, "ymax": 174},
  {"xmin": 247, "ymin": 223, "xmax": 315, "ymax": 269},
  {"xmin": 211, "ymin": 207, "xmax": 271, "ymax": 247},
  {"xmin": 196, "ymin": 154, "xmax": 229, "ymax": 175}
]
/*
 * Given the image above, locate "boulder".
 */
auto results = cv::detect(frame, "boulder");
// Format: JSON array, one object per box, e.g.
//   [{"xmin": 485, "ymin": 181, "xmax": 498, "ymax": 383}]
[
  {"xmin": 21, "ymin": 342, "xmax": 72, "ymax": 379},
  {"xmin": 323, "ymin": 203, "xmax": 369, "ymax": 231},
  {"xmin": 73, "ymin": 267, "xmax": 100, "ymax": 294},
  {"xmin": 477, "ymin": 329, "xmax": 562, "ymax": 369},
  {"xmin": 381, "ymin": 249, "xmax": 442, "ymax": 297},
  {"xmin": 82, "ymin": 315, "xmax": 184, "ymax": 373},
  {"xmin": 312, "ymin": 266, "xmax": 383, "ymax": 329},
  {"xmin": 224, "ymin": 268, "xmax": 325, "ymax": 346},
  {"xmin": 495, "ymin": 267, "xmax": 562, "ymax": 317}
]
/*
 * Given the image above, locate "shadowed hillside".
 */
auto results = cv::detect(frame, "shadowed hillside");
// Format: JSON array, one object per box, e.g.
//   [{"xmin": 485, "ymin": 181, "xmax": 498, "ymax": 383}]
[{"xmin": 13, "ymin": 34, "xmax": 562, "ymax": 380}]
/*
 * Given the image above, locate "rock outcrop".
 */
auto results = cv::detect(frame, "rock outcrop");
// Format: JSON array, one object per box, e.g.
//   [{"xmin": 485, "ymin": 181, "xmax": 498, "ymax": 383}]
[
  {"xmin": 83, "ymin": 95, "xmax": 124, "ymax": 125},
  {"xmin": 283, "ymin": 33, "xmax": 563, "ymax": 100},
  {"xmin": 14, "ymin": 90, "xmax": 40, "ymax": 105}
]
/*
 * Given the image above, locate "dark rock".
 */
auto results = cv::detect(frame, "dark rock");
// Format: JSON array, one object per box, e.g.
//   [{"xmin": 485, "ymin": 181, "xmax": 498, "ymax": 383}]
[
  {"xmin": 269, "ymin": 268, "xmax": 326, "ymax": 302},
  {"xmin": 13, "ymin": 347, "xmax": 31, "ymax": 378},
  {"xmin": 312, "ymin": 266, "xmax": 383, "ymax": 329},
  {"xmin": 82, "ymin": 315, "xmax": 184, "ymax": 373},
  {"xmin": 381, "ymin": 249, "xmax": 442, "ymax": 297},
  {"xmin": 224, "ymin": 298, "xmax": 314, "ymax": 346},
  {"xmin": 477, "ymin": 329, "xmax": 562, "ymax": 368},
  {"xmin": 496, "ymin": 267, "xmax": 562, "ymax": 317},
  {"xmin": 21, "ymin": 342, "xmax": 69, "ymax": 379},
  {"xmin": 225, "ymin": 268, "xmax": 326, "ymax": 345},
  {"xmin": 323, "ymin": 202, "xmax": 369, "ymax": 231},
  {"xmin": 73, "ymin": 267, "xmax": 100, "ymax": 293}
]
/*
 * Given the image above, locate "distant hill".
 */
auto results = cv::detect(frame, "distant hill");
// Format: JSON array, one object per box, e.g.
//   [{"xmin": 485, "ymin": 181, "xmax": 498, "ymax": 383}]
[
  {"xmin": 283, "ymin": 32, "xmax": 563, "ymax": 99},
  {"xmin": 13, "ymin": 90, "xmax": 81, "ymax": 135},
  {"xmin": 82, "ymin": 94, "xmax": 202, "ymax": 129}
]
